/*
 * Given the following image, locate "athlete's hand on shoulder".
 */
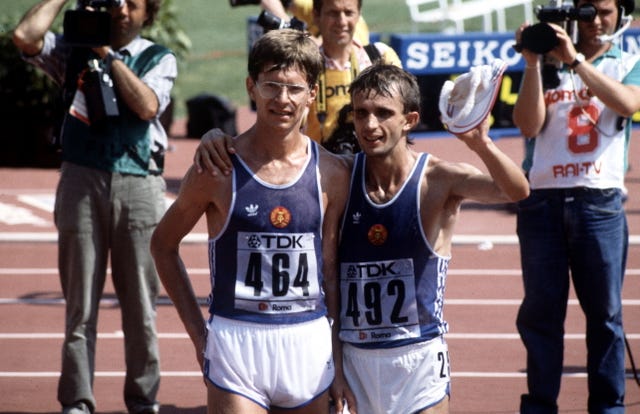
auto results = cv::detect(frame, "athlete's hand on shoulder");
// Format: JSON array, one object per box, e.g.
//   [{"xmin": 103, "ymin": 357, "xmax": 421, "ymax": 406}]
[{"xmin": 194, "ymin": 128, "xmax": 236, "ymax": 176}]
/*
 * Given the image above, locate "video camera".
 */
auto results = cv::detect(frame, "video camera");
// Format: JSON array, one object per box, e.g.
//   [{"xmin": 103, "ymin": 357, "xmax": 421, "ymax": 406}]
[
  {"xmin": 63, "ymin": 0, "xmax": 125, "ymax": 48},
  {"xmin": 256, "ymin": 10, "xmax": 307, "ymax": 32},
  {"xmin": 515, "ymin": 0, "xmax": 596, "ymax": 89},
  {"xmin": 519, "ymin": 0, "xmax": 597, "ymax": 54},
  {"xmin": 228, "ymin": 0, "xmax": 304, "ymax": 31}
]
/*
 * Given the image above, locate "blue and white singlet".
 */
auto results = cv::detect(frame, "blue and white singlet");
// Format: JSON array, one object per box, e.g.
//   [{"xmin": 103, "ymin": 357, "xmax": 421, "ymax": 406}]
[
  {"xmin": 207, "ymin": 139, "xmax": 326, "ymax": 324},
  {"xmin": 338, "ymin": 152, "xmax": 450, "ymax": 348}
]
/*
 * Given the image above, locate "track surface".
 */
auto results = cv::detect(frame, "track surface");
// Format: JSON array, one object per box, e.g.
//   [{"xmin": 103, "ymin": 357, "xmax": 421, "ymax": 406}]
[{"xmin": 1, "ymin": 114, "xmax": 639, "ymax": 413}]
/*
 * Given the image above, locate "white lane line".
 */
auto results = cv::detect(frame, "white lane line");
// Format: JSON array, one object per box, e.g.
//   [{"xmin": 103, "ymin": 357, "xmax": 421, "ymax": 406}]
[
  {"xmin": 451, "ymin": 234, "xmax": 640, "ymax": 245},
  {"xmin": 0, "ymin": 202, "xmax": 50, "ymax": 227},
  {"xmin": 0, "ymin": 229, "xmax": 197, "ymax": 243},
  {"xmin": 0, "ymin": 297, "xmax": 208, "ymax": 306},
  {"xmin": 15, "ymin": 194, "xmax": 176, "ymax": 214},
  {"xmin": 0, "ymin": 268, "xmax": 212, "ymax": 275},
  {"xmin": 0, "ymin": 371, "xmax": 201, "ymax": 378},
  {"xmin": 17, "ymin": 194, "xmax": 56, "ymax": 213},
  {"xmin": 448, "ymin": 269, "xmax": 640, "ymax": 276},
  {"xmin": 0, "ymin": 332, "xmax": 189, "ymax": 339},
  {"xmin": 0, "ymin": 332, "xmax": 191, "ymax": 339},
  {"xmin": 1, "ymin": 332, "xmax": 638, "ymax": 340},
  {"xmin": 446, "ymin": 333, "xmax": 640, "ymax": 340},
  {"xmin": 446, "ymin": 299, "xmax": 640, "ymax": 306}
]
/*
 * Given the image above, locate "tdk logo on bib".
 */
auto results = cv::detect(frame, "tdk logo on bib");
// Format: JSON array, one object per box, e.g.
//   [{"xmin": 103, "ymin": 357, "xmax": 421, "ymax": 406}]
[
  {"xmin": 346, "ymin": 261, "xmax": 399, "ymax": 278},
  {"xmin": 244, "ymin": 233, "xmax": 308, "ymax": 250}
]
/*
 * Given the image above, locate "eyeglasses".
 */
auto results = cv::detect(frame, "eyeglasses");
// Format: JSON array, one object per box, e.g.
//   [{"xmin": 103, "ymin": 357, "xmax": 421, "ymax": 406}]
[{"xmin": 255, "ymin": 81, "xmax": 310, "ymax": 102}]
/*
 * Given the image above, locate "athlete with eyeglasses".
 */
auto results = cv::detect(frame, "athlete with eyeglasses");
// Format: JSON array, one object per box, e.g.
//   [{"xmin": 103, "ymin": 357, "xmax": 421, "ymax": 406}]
[
  {"xmin": 151, "ymin": 29, "xmax": 355, "ymax": 414},
  {"xmin": 255, "ymin": 80, "xmax": 311, "ymax": 102}
]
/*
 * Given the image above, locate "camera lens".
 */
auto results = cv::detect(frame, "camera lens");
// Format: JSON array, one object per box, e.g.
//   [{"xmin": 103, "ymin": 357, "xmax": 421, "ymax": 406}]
[
  {"xmin": 521, "ymin": 23, "xmax": 559, "ymax": 54},
  {"xmin": 572, "ymin": 3, "xmax": 597, "ymax": 22}
]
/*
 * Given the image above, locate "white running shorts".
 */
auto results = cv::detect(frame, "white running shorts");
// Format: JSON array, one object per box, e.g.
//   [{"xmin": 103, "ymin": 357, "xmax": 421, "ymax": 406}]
[
  {"xmin": 341, "ymin": 336, "xmax": 451, "ymax": 414},
  {"xmin": 203, "ymin": 315, "xmax": 335, "ymax": 409}
]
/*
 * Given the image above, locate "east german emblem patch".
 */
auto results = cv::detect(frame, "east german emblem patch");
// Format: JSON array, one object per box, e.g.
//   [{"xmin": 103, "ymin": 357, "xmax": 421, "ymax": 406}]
[
  {"xmin": 367, "ymin": 224, "xmax": 388, "ymax": 246},
  {"xmin": 270, "ymin": 206, "xmax": 291, "ymax": 228}
]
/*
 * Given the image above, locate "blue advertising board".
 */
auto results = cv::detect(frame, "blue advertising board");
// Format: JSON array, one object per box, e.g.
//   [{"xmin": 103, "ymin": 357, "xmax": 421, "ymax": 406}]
[
  {"xmin": 391, "ymin": 29, "xmax": 640, "ymax": 137},
  {"xmin": 392, "ymin": 29, "xmax": 640, "ymax": 73}
]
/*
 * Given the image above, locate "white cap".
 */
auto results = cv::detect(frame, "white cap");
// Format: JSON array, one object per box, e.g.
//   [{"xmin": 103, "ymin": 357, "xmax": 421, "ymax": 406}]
[{"xmin": 438, "ymin": 59, "xmax": 507, "ymax": 134}]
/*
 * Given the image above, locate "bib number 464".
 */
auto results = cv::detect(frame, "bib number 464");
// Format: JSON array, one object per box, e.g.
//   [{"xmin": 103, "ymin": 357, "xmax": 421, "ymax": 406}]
[{"xmin": 245, "ymin": 252, "xmax": 310, "ymax": 297}]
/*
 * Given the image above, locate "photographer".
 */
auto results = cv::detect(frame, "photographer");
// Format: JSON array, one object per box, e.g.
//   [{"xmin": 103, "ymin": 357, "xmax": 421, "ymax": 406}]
[
  {"xmin": 512, "ymin": 0, "xmax": 640, "ymax": 412},
  {"xmin": 305, "ymin": 0, "xmax": 401, "ymax": 152},
  {"xmin": 12, "ymin": 0, "xmax": 177, "ymax": 413},
  {"xmin": 233, "ymin": 0, "xmax": 371, "ymax": 45}
]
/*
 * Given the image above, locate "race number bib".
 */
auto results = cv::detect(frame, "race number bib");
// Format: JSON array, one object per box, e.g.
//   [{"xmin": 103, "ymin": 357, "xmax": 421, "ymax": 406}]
[
  {"xmin": 234, "ymin": 231, "xmax": 320, "ymax": 314},
  {"xmin": 340, "ymin": 258, "xmax": 420, "ymax": 343}
]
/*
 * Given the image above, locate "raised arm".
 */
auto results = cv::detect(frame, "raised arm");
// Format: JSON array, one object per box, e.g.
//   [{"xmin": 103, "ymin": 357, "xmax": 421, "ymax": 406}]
[
  {"xmin": 451, "ymin": 117, "xmax": 530, "ymax": 203},
  {"xmin": 545, "ymin": 23, "xmax": 640, "ymax": 117},
  {"xmin": 261, "ymin": 0, "xmax": 290, "ymax": 20},
  {"xmin": 94, "ymin": 45, "xmax": 174, "ymax": 121},
  {"xmin": 512, "ymin": 23, "xmax": 546, "ymax": 138},
  {"xmin": 12, "ymin": 0, "xmax": 68, "ymax": 56}
]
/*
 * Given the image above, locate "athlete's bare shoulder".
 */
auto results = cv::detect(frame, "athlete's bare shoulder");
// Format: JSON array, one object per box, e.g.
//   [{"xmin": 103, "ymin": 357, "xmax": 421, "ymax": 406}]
[{"xmin": 317, "ymin": 145, "xmax": 352, "ymax": 181}]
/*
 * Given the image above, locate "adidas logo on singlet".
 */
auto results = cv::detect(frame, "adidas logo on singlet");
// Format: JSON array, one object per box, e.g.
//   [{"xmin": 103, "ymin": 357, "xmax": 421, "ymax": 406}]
[{"xmin": 245, "ymin": 204, "xmax": 259, "ymax": 216}]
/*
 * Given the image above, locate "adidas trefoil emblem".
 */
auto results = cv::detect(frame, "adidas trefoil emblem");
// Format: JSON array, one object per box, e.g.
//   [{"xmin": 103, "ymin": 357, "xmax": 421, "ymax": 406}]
[
  {"xmin": 352, "ymin": 211, "xmax": 362, "ymax": 224},
  {"xmin": 245, "ymin": 204, "xmax": 259, "ymax": 217}
]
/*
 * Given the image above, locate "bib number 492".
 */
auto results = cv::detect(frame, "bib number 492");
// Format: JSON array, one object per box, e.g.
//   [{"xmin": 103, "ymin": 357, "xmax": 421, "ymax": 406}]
[{"xmin": 345, "ymin": 280, "xmax": 409, "ymax": 327}]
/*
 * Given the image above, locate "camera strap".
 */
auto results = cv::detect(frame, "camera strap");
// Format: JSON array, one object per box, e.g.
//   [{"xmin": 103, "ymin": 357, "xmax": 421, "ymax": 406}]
[
  {"xmin": 63, "ymin": 48, "xmax": 93, "ymax": 109},
  {"xmin": 316, "ymin": 44, "xmax": 381, "ymax": 129}
]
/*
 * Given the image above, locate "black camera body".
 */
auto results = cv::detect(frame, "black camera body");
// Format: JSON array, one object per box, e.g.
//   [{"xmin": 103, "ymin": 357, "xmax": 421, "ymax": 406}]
[
  {"xmin": 536, "ymin": 2, "xmax": 598, "ymax": 25},
  {"xmin": 63, "ymin": 0, "xmax": 125, "ymax": 48},
  {"xmin": 517, "ymin": 0, "xmax": 597, "ymax": 89},
  {"xmin": 62, "ymin": 0, "xmax": 124, "ymax": 126},
  {"xmin": 521, "ymin": 1, "xmax": 597, "ymax": 54},
  {"xmin": 256, "ymin": 10, "xmax": 307, "ymax": 32}
]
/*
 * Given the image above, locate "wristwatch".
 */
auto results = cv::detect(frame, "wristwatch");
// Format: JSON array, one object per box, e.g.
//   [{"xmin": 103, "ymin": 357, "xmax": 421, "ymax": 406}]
[
  {"xmin": 569, "ymin": 53, "xmax": 585, "ymax": 69},
  {"xmin": 103, "ymin": 50, "xmax": 122, "ymax": 73}
]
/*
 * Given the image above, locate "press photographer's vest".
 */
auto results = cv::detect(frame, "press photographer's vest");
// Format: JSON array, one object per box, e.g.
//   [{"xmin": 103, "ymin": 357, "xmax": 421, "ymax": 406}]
[{"xmin": 61, "ymin": 44, "xmax": 171, "ymax": 176}]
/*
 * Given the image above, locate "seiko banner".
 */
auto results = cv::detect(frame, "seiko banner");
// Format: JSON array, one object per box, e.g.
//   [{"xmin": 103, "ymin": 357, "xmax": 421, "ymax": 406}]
[{"xmin": 391, "ymin": 29, "xmax": 640, "ymax": 136}]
